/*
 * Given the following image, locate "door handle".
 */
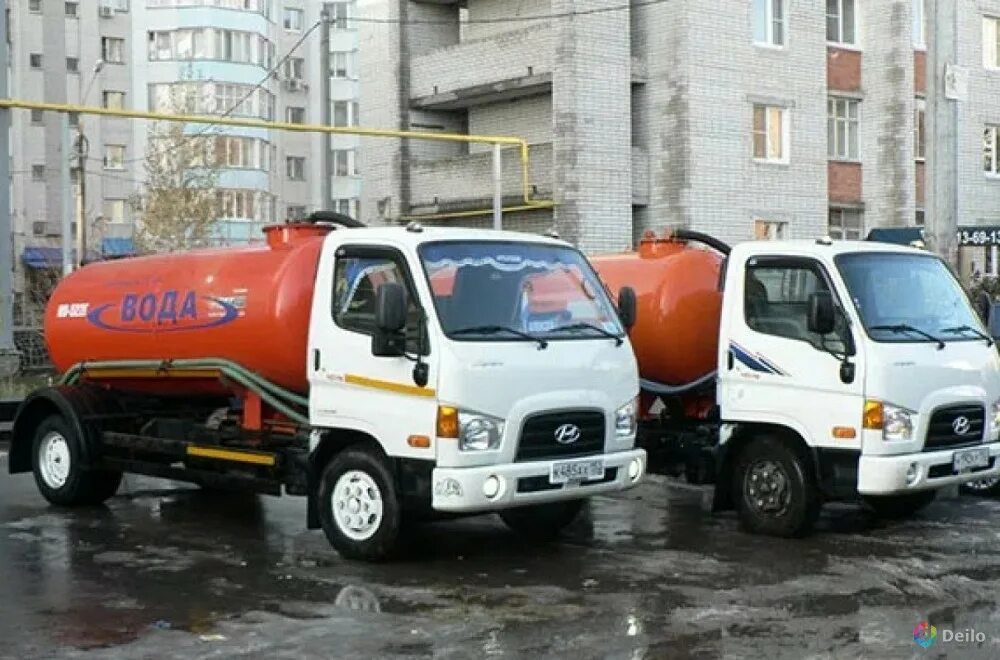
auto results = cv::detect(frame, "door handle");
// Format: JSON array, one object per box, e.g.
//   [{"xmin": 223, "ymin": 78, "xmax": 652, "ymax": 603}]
[{"xmin": 313, "ymin": 349, "xmax": 321, "ymax": 371}]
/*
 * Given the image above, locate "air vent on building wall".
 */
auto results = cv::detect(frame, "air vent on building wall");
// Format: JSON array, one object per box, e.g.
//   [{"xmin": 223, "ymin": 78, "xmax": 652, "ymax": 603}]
[{"xmin": 99, "ymin": 6, "xmax": 114, "ymax": 18}]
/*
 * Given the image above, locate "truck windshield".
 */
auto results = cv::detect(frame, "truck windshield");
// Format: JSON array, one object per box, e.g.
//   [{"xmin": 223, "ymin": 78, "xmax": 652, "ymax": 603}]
[
  {"xmin": 836, "ymin": 252, "xmax": 984, "ymax": 344},
  {"xmin": 419, "ymin": 241, "xmax": 624, "ymax": 341}
]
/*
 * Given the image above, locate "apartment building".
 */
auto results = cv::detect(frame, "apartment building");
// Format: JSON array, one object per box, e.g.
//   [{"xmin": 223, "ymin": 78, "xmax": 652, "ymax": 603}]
[
  {"xmin": 8, "ymin": 0, "xmax": 362, "ymax": 322},
  {"xmin": 359, "ymin": 0, "xmax": 1000, "ymax": 262}
]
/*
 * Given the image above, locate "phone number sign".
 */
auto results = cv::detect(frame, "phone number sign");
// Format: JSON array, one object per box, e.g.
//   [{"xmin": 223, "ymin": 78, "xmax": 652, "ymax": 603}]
[{"xmin": 958, "ymin": 227, "xmax": 1000, "ymax": 247}]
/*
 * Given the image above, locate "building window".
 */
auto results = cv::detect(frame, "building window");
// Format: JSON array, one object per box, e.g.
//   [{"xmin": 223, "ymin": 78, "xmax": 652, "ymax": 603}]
[
  {"xmin": 32, "ymin": 164, "xmax": 45, "ymax": 181},
  {"xmin": 984, "ymin": 17, "xmax": 1000, "ymax": 69},
  {"xmin": 752, "ymin": 0, "xmax": 785, "ymax": 47},
  {"xmin": 29, "ymin": 0, "xmax": 41, "ymax": 12},
  {"xmin": 29, "ymin": 53, "xmax": 42, "ymax": 69},
  {"xmin": 30, "ymin": 109, "xmax": 43, "ymax": 124},
  {"xmin": 216, "ymin": 189, "xmax": 275, "ymax": 223},
  {"xmin": 330, "ymin": 51, "xmax": 354, "ymax": 78},
  {"xmin": 102, "ymin": 37, "xmax": 126, "ymax": 64},
  {"xmin": 286, "ymin": 156, "xmax": 306, "ymax": 180},
  {"xmin": 285, "ymin": 106, "xmax": 305, "ymax": 124},
  {"xmin": 32, "ymin": 221, "xmax": 47, "ymax": 237},
  {"xmin": 103, "ymin": 199, "xmax": 126, "ymax": 224},
  {"xmin": 913, "ymin": 0, "xmax": 925, "ymax": 48},
  {"xmin": 283, "ymin": 7, "xmax": 304, "ymax": 31},
  {"xmin": 66, "ymin": 57, "xmax": 79, "ymax": 73},
  {"xmin": 986, "ymin": 126, "xmax": 1000, "ymax": 177},
  {"xmin": 284, "ymin": 57, "xmax": 305, "ymax": 80},
  {"xmin": 287, "ymin": 205, "xmax": 307, "ymax": 221},
  {"xmin": 914, "ymin": 98, "xmax": 926, "ymax": 160},
  {"xmin": 752, "ymin": 105, "xmax": 788, "ymax": 163},
  {"xmin": 828, "ymin": 208, "xmax": 864, "ymax": 239},
  {"xmin": 332, "ymin": 149, "xmax": 356, "ymax": 176},
  {"xmin": 915, "ymin": 209, "xmax": 925, "ymax": 226},
  {"xmin": 754, "ymin": 219, "xmax": 787, "ymax": 240},
  {"xmin": 103, "ymin": 90, "xmax": 125, "ymax": 110},
  {"xmin": 332, "ymin": 101, "xmax": 359, "ymax": 128},
  {"xmin": 65, "ymin": 2, "xmax": 78, "ymax": 17},
  {"xmin": 212, "ymin": 136, "xmax": 271, "ymax": 170},
  {"xmin": 68, "ymin": 111, "xmax": 79, "ymax": 127},
  {"xmin": 104, "ymin": 145, "xmax": 126, "ymax": 170},
  {"xmin": 827, "ymin": 97, "xmax": 860, "ymax": 160},
  {"xmin": 329, "ymin": 2, "xmax": 351, "ymax": 29},
  {"xmin": 827, "ymin": 0, "xmax": 858, "ymax": 46},
  {"xmin": 332, "ymin": 198, "xmax": 357, "ymax": 217}
]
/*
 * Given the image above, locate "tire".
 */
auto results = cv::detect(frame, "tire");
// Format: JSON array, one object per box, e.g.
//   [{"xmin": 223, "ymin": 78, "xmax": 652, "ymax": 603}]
[
  {"xmin": 31, "ymin": 414, "xmax": 122, "ymax": 507},
  {"xmin": 318, "ymin": 446, "xmax": 401, "ymax": 561},
  {"xmin": 733, "ymin": 436, "xmax": 821, "ymax": 537},
  {"xmin": 499, "ymin": 499, "xmax": 586, "ymax": 540},
  {"xmin": 864, "ymin": 490, "xmax": 937, "ymax": 519},
  {"xmin": 960, "ymin": 476, "xmax": 1000, "ymax": 497}
]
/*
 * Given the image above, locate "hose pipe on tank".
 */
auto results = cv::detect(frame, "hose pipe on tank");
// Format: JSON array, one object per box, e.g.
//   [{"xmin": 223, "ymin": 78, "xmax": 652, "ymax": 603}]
[
  {"xmin": 640, "ymin": 370, "xmax": 718, "ymax": 396},
  {"xmin": 670, "ymin": 229, "xmax": 731, "ymax": 256}
]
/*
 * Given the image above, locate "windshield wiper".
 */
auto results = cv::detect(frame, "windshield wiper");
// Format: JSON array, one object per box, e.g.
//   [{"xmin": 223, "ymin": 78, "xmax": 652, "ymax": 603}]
[
  {"xmin": 552, "ymin": 322, "xmax": 625, "ymax": 347},
  {"xmin": 870, "ymin": 324, "xmax": 945, "ymax": 350},
  {"xmin": 941, "ymin": 325, "xmax": 994, "ymax": 347},
  {"xmin": 450, "ymin": 325, "xmax": 548, "ymax": 349}
]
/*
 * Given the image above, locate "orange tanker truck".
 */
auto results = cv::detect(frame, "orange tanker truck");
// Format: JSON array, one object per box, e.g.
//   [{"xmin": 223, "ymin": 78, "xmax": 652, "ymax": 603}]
[
  {"xmin": 6, "ymin": 213, "xmax": 649, "ymax": 560},
  {"xmin": 590, "ymin": 229, "xmax": 1000, "ymax": 536}
]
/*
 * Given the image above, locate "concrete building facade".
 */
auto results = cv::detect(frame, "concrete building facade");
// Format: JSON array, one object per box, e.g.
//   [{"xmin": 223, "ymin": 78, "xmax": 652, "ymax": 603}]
[{"xmin": 358, "ymin": 0, "xmax": 1000, "ymax": 260}]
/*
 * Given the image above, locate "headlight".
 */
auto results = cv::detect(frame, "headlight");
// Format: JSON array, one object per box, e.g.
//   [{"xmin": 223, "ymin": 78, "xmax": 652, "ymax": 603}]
[
  {"xmin": 991, "ymin": 399, "xmax": 1000, "ymax": 441},
  {"xmin": 458, "ymin": 410, "xmax": 505, "ymax": 451},
  {"xmin": 615, "ymin": 398, "xmax": 638, "ymax": 439},
  {"xmin": 882, "ymin": 404, "xmax": 915, "ymax": 442}
]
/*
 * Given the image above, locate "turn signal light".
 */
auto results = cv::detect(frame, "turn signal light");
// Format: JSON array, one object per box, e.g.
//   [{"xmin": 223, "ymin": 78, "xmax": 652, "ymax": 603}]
[
  {"xmin": 437, "ymin": 406, "xmax": 459, "ymax": 438},
  {"xmin": 863, "ymin": 400, "xmax": 884, "ymax": 430},
  {"xmin": 407, "ymin": 435, "xmax": 431, "ymax": 448},
  {"xmin": 832, "ymin": 426, "xmax": 857, "ymax": 439}
]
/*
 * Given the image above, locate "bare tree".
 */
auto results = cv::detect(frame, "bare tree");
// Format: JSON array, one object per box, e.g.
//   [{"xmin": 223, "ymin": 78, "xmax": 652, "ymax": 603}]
[{"xmin": 132, "ymin": 86, "xmax": 220, "ymax": 253}]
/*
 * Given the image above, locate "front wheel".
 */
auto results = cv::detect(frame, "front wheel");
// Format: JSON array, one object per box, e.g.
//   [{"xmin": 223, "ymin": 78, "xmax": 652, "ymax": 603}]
[
  {"xmin": 31, "ymin": 415, "xmax": 122, "ymax": 506},
  {"xmin": 960, "ymin": 476, "xmax": 1000, "ymax": 497},
  {"xmin": 499, "ymin": 499, "xmax": 586, "ymax": 540},
  {"xmin": 318, "ymin": 446, "xmax": 402, "ymax": 561},
  {"xmin": 733, "ymin": 437, "xmax": 820, "ymax": 537},
  {"xmin": 863, "ymin": 491, "xmax": 937, "ymax": 519}
]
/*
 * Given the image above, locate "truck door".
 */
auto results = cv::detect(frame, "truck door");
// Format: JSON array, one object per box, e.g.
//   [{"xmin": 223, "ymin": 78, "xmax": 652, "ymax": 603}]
[
  {"xmin": 308, "ymin": 244, "xmax": 438, "ymax": 458},
  {"xmin": 720, "ymin": 255, "xmax": 864, "ymax": 451}
]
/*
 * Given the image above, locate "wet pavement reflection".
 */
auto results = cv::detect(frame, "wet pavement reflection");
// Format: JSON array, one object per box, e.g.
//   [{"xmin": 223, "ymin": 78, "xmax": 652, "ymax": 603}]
[{"xmin": 4, "ymin": 451, "xmax": 1000, "ymax": 658}]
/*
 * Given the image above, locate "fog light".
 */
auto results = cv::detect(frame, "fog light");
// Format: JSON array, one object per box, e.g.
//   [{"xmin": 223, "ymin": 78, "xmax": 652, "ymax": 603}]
[
  {"xmin": 906, "ymin": 462, "xmax": 919, "ymax": 486},
  {"xmin": 628, "ymin": 458, "xmax": 642, "ymax": 482},
  {"xmin": 482, "ymin": 475, "xmax": 502, "ymax": 499}
]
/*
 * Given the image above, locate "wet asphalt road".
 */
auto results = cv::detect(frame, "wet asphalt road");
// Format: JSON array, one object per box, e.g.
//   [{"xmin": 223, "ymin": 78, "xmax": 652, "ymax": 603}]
[{"xmin": 3, "ymin": 447, "xmax": 1000, "ymax": 660}]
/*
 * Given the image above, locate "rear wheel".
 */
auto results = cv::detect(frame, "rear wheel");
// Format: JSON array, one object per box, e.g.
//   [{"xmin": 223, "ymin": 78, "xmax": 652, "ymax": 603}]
[
  {"xmin": 499, "ymin": 499, "xmax": 586, "ymax": 540},
  {"xmin": 733, "ymin": 436, "xmax": 820, "ymax": 537},
  {"xmin": 31, "ymin": 415, "xmax": 122, "ymax": 506},
  {"xmin": 863, "ymin": 491, "xmax": 937, "ymax": 519},
  {"xmin": 318, "ymin": 446, "xmax": 402, "ymax": 561},
  {"xmin": 960, "ymin": 476, "xmax": 1000, "ymax": 497}
]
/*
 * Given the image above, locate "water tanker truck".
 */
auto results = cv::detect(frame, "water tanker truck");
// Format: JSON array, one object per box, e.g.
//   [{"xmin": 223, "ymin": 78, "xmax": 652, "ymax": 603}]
[
  {"xmin": 7, "ymin": 215, "xmax": 647, "ymax": 560},
  {"xmin": 591, "ymin": 230, "xmax": 1000, "ymax": 536}
]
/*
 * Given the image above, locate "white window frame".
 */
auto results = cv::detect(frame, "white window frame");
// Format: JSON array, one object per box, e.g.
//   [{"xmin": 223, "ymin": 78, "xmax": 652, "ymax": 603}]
[
  {"xmin": 283, "ymin": 7, "xmax": 304, "ymax": 32},
  {"xmin": 103, "ymin": 199, "xmax": 127, "ymax": 225},
  {"xmin": 29, "ymin": 53, "xmax": 42, "ymax": 69},
  {"xmin": 913, "ymin": 0, "xmax": 926, "ymax": 49},
  {"xmin": 985, "ymin": 16, "xmax": 1000, "ymax": 70},
  {"xmin": 285, "ymin": 106, "xmax": 306, "ymax": 124},
  {"xmin": 103, "ymin": 90, "xmax": 126, "ymax": 110},
  {"xmin": 986, "ymin": 125, "xmax": 1000, "ymax": 178},
  {"xmin": 752, "ymin": 0, "xmax": 786, "ymax": 48},
  {"xmin": 284, "ymin": 57, "xmax": 305, "ymax": 80},
  {"xmin": 827, "ymin": 0, "xmax": 859, "ymax": 48},
  {"xmin": 286, "ymin": 156, "xmax": 306, "ymax": 180},
  {"xmin": 332, "ymin": 149, "xmax": 357, "ymax": 177},
  {"xmin": 827, "ymin": 97, "xmax": 860, "ymax": 161},
  {"xmin": 828, "ymin": 208, "xmax": 864, "ymax": 240},
  {"xmin": 330, "ymin": 2, "xmax": 351, "ymax": 30},
  {"xmin": 752, "ymin": 104, "xmax": 790, "ymax": 164},
  {"xmin": 102, "ymin": 37, "xmax": 126, "ymax": 64},
  {"xmin": 104, "ymin": 145, "xmax": 126, "ymax": 170},
  {"xmin": 914, "ymin": 98, "xmax": 926, "ymax": 161},
  {"xmin": 754, "ymin": 219, "xmax": 788, "ymax": 240}
]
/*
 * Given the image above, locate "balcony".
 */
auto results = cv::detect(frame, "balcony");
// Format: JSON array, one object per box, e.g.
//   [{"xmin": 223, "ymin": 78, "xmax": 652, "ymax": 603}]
[{"xmin": 411, "ymin": 25, "xmax": 646, "ymax": 110}]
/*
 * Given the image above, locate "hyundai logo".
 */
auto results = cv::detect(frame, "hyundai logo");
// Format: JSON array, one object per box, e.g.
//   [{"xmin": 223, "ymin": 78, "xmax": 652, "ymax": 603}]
[
  {"xmin": 953, "ymin": 416, "xmax": 972, "ymax": 436},
  {"xmin": 554, "ymin": 423, "xmax": 582, "ymax": 445}
]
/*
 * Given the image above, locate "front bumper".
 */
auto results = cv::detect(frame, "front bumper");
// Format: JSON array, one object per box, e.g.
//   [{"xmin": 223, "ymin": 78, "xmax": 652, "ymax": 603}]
[
  {"xmin": 857, "ymin": 442, "xmax": 1000, "ymax": 494},
  {"xmin": 431, "ymin": 449, "xmax": 646, "ymax": 513}
]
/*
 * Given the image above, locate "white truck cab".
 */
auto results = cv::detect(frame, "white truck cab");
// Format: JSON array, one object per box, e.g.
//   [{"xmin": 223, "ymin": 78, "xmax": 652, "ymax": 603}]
[
  {"xmin": 714, "ymin": 238, "xmax": 1000, "ymax": 534},
  {"xmin": 307, "ymin": 225, "xmax": 646, "ymax": 557}
]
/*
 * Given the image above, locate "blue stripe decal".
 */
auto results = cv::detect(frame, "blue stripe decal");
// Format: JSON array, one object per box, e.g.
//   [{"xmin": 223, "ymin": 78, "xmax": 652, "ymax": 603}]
[{"xmin": 730, "ymin": 342, "xmax": 788, "ymax": 377}]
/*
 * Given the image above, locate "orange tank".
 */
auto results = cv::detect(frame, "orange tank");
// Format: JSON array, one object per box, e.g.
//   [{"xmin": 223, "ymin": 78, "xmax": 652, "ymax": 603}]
[
  {"xmin": 590, "ymin": 233, "xmax": 724, "ymax": 387},
  {"xmin": 45, "ymin": 224, "xmax": 331, "ymax": 395}
]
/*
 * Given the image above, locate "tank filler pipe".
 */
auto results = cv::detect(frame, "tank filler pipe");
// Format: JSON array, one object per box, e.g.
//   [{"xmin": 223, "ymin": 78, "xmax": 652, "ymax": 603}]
[{"xmin": 669, "ymin": 229, "xmax": 731, "ymax": 256}]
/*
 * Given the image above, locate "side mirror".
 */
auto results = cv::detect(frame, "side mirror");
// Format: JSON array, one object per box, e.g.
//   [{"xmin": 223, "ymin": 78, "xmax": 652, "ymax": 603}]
[
  {"xmin": 618, "ymin": 286, "xmax": 637, "ymax": 331},
  {"xmin": 807, "ymin": 291, "xmax": 836, "ymax": 335},
  {"xmin": 372, "ymin": 283, "xmax": 407, "ymax": 357}
]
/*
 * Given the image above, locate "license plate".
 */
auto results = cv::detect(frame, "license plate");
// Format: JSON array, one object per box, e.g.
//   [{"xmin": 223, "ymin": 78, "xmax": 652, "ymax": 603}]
[
  {"xmin": 550, "ymin": 459, "xmax": 604, "ymax": 484},
  {"xmin": 954, "ymin": 447, "xmax": 990, "ymax": 472}
]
